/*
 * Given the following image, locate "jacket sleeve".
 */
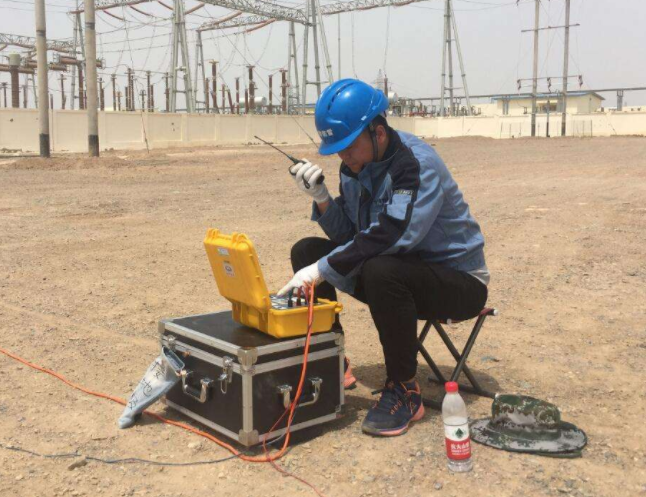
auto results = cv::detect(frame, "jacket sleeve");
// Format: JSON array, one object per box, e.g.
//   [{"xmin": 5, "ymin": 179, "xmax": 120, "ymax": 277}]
[
  {"xmin": 311, "ymin": 177, "xmax": 356, "ymax": 245},
  {"xmin": 317, "ymin": 155, "xmax": 444, "ymax": 293}
]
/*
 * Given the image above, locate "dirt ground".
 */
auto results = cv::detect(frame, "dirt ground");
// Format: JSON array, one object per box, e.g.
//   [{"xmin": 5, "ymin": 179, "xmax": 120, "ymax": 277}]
[{"xmin": 1, "ymin": 136, "xmax": 645, "ymax": 497}]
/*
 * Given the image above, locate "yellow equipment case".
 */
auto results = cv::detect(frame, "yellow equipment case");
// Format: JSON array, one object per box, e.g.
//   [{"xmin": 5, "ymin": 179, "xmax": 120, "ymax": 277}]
[{"xmin": 204, "ymin": 229, "xmax": 342, "ymax": 339}]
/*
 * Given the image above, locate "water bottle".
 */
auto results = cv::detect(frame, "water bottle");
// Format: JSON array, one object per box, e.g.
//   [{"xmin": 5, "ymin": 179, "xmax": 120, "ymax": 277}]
[{"xmin": 442, "ymin": 381, "xmax": 473, "ymax": 472}]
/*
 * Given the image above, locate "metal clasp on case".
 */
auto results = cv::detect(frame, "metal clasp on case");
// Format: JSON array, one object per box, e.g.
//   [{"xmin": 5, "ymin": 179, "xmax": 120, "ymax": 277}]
[
  {"xmin": 181, "ymin": 371, "xmax": 213, "ymax": 403},
  {"xmin": 219, "ymin": 356, "xmax": 234, "ymax": 394},
  {"xmin": 277, "ymin": 377, "xmax": 323, "ymax": 409}
]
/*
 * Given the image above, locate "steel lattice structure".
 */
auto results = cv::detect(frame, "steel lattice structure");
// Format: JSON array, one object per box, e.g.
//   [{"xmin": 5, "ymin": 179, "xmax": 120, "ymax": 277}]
[
  {"xmin": 0, "ymin": 33, "xmax": 75, "ymax": 54},
  {"xmin": 72, "ymin": 0, "xmax": 306, "ymax": 22},
  {"xmin": 197, "ymin": 0, "xmax": 427, "ymax": 31}
]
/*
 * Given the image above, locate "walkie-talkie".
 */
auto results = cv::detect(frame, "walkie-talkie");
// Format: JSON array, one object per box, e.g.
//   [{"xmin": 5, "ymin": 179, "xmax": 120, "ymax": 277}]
[{"xmin": 255, "ymin": 135, "xmax": 325, "ymax": 189}]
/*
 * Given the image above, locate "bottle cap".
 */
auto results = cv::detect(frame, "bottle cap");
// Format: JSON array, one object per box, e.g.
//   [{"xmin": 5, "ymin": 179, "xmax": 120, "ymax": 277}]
[{"xmin": 445, "ymin": 381, "xmax": 458, "ymax": 393}]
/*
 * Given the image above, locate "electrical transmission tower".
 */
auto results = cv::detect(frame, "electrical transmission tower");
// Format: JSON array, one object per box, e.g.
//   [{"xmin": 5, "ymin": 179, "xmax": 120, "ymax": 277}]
[
  {"xmin": 169, "ymin": 0, "xmax": 194, "ymax": 112},
  {"xmin": 300, "ymin": 0, "xmax": 334, "ymax": 113},
  {"xmin": 519, "ymin": 0, "xmax": 580, "ymax": 136},
  {"xmin": 439, "ymin": 0, "xmax": 471, "ymax": 116}
]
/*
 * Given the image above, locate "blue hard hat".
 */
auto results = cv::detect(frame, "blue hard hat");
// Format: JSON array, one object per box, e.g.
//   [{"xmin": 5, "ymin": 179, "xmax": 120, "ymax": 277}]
[{"xmin": 314, "ymin": 79, "xmax": 389, "ymax": 156}]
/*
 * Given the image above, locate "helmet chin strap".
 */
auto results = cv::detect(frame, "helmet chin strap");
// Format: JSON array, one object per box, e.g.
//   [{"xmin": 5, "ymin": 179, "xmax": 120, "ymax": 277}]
[{"xmin": 368, "ymin": 123, "xmax": 379, "ymax": 162}]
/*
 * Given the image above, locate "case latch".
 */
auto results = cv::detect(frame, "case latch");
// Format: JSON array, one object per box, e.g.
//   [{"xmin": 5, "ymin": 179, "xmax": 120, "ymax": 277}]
[
  {"xmin": 277, "ymin": 377, "xmax": 323, "ymax": 409},
  {"xmin": 218, "ymin": 356, "xmax": 234, "ymax": 394}
]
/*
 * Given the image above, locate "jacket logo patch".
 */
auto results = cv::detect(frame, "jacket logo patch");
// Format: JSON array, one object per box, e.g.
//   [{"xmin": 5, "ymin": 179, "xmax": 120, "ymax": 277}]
[{"xmin": 393, "ymin": 189, "xmax": 413, "ymax": 196}]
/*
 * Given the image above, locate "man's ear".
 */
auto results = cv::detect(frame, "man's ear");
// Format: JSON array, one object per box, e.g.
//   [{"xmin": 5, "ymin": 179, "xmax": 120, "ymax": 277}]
[{"xmin": 376, "ymin": 124, "xmax": 388, "ymax": 144}]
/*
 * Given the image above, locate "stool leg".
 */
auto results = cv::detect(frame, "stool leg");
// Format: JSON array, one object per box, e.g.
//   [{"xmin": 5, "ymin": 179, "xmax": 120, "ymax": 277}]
[
  {"xmin": 418, "ymin": 340, "xmax": 447, "ymax": 384},
  {"xmin": 432, "ymin": 319, "xmax": 490, "ymax": 396},
  {"xmin": 450, "ymin": 316, "xmax": 487, "ymax": 382},
  {"xmin": 418, "ymin": 320, "xmax": 433, "ymax": 343}
]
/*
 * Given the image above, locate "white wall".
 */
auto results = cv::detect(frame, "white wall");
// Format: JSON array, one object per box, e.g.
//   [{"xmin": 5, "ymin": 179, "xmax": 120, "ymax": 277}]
[{"xmin": 0, "ymin": 108, "xmax": 644, "ymax": 153}]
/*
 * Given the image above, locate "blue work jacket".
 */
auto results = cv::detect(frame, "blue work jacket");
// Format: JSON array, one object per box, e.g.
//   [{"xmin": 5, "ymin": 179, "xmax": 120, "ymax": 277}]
[{"xmin": 313, "ymin": 129, "xmax": 487, "ymax": 294}]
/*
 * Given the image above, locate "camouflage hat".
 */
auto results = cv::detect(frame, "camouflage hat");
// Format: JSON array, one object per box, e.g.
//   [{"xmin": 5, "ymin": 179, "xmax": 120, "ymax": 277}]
[{"xmin": 470, "ymin": 394, "xmax": 587, "ymax": 458}]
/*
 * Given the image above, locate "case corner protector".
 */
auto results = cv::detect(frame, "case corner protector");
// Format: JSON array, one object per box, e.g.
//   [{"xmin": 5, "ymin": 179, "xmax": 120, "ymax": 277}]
[{"xmin": 238, "ymin": 429, "xmax": 259, "ymax": 446}]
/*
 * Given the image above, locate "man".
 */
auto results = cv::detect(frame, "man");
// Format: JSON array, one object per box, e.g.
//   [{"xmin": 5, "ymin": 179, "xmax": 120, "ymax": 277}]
[{"xmin": 278, "ymin": 79, "xmax": 489, "ymax": 437}]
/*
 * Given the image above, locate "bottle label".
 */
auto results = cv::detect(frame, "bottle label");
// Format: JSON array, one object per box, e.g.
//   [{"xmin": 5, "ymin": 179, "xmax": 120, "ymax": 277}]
[{"xmin": 444, "ymin": 423, "xmax": 471, "ymax": 460}]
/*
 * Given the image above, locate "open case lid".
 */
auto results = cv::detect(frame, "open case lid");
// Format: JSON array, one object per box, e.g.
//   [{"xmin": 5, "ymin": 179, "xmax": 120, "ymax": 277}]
[{"xmin": 204, "ymin": 229, "xmax": 271, "ymax": 311}]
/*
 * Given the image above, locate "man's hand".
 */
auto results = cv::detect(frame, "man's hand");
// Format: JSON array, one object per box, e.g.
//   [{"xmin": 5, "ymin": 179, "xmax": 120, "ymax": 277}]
[
  {"xmin": 290, "ymin": 160, "xmax": 330, "ymax": 204},
  {"xmin": 277, "ymin": 262, "xmax": 324, "ymax": 297}
]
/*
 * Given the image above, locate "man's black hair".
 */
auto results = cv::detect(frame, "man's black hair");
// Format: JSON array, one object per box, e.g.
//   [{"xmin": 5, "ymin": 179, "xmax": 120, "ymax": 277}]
[
  {"xmin": 372, "ymin": 114, "xmax": 389, "ymax": 130},
  {"xmin": 367, "ymin": 114, "xmax": 390, "ymax": 162}
]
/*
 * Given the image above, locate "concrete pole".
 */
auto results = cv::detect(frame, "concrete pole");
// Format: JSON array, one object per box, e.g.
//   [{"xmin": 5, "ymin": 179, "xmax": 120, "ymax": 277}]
[
  {"xmin": 221, "ymin": 83, "xmax": 225, "ymax": 114},
  {"xmin": 204, "ymin": 77, "xmax": 210, "ymax": 113},
  {"xmin": 235, "ymin": 77, "xmax": 240, "ymax": 114},
  {"xmin": 23, "ymin": 81, "xmax": 28, "ymax": 108},
  {"xmin": 99, "ymin": 77, "xmax": 105, "ymax": 111},
  {"xmin": 281, "ymin": 69, "xmax": 287, "ymax": 114},
  {"xmin": 164, "ymin": 72, "xmax": 169, "ymax": 112},
  {"xmin": 60, "ymin": 75, "xmax": 66, "ymax": 109},
  {"xmin": 248, "ymin": 66, "xmax": 255, "ymax": 113},
  {"xmin": 146, "ymin": 71, "xmax": 151, "ymax": 111},
  {"xmin": 129, "ymin": 69, "xmax": 135, "ymax": 111},
  {"xmin": 111, "ymin": 74, "xmax": 116, "ymax": 111},
  {"xmin": 561, "ymin": 0, "xmax": 570, "ymax": 136},
  {"xmin": 546, "ymin": 96, "xmax": 550, "ymax": 137},
  {"xmin": 10, "ymin": 68, "xmax": 19, "ymax": 108},
  {"xmin": 84, "ymin": 0, "xmax": 99, "ymax": 155},
  {"xmin": 78, "ymin": 64, "xmax": 85, "ymax": 110},
  {"xmin": 2, "ymin": 83, "xmax": 7, "ymax": 107},
  {"xmin": 210, "ymin": 61, "xmax": 219, "ymax": 114},
  {"xmin": 70, "ymin": 14, "xmax": 78, "ymax": 110},
  {"xmin": 530, "ymin": 0, "xmax": 540, "ymax": 137},
  {"xmin": 268, "ymin": 74, "xmax": 273, "ymax": 114},
  {"xmin": 117, "ymin": 91, "xmax": 121, "ymax": 111},
  {"xmin": 35, "ymin": 0, "xmax": 50, "ymax": 157}
]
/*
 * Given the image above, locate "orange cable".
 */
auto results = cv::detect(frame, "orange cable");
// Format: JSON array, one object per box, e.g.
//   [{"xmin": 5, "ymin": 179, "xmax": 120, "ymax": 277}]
[{"xmin": 0, "ymin": 284, "xmax": 328, "ymax": 497}]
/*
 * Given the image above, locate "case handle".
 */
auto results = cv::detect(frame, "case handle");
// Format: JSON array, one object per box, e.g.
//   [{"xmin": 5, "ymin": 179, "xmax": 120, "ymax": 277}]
[
  {"xmin": 181, "ymin": 370, "xmax": 213, "ymax": 403},
  {"xmin": 277, "ymin": 377, "xmax": 323, "ymax": 409}
]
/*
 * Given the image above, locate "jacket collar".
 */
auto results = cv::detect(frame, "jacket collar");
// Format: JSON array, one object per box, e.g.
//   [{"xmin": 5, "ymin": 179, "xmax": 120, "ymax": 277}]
[{"xmin": 340, "ymin": 127, "xmax": 402, "ymax": 195}]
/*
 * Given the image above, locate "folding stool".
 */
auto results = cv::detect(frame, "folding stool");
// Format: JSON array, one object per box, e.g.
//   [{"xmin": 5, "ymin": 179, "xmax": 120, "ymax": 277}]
[{"xmin": 417, "ymin": 307, "xmax": 498, "ymax": 409}]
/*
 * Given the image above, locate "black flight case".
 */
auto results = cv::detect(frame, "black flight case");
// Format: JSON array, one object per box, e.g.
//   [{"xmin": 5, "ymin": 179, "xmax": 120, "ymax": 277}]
[{"xmin": 159, "ymin": 311, "xmax": 344, "ymax": 447}]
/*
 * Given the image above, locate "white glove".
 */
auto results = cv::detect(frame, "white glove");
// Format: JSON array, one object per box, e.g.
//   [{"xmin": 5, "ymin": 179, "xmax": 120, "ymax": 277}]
[
  {"xmin": 277, "ymin": 262, "xmax": 324, "ymax": 297},
  {"xmin": 289, "ymin": 160, "xmax": 330, "ymax": 204}
]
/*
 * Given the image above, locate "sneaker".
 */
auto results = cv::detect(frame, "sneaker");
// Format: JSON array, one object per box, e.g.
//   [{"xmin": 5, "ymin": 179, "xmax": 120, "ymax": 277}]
[
  {"xmin": 361, "ymin": 380, "xmax": 425, "ymax": 436},
  {"xmin": 344, "ymin": 357, "xmax": 357, "ymax": 390}
]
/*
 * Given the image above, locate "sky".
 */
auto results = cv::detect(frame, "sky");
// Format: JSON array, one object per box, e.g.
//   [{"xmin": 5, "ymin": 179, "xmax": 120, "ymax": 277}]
[{"xmin": 0, "ymin": 0, "xmax": 644, "ymax": 110}]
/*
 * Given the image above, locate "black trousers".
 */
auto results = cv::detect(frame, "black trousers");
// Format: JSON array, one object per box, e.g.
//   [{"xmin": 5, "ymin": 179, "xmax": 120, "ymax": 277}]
[{"xmin": 291, "ymin": 237, "xmax": 488, "ymax": 382}]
